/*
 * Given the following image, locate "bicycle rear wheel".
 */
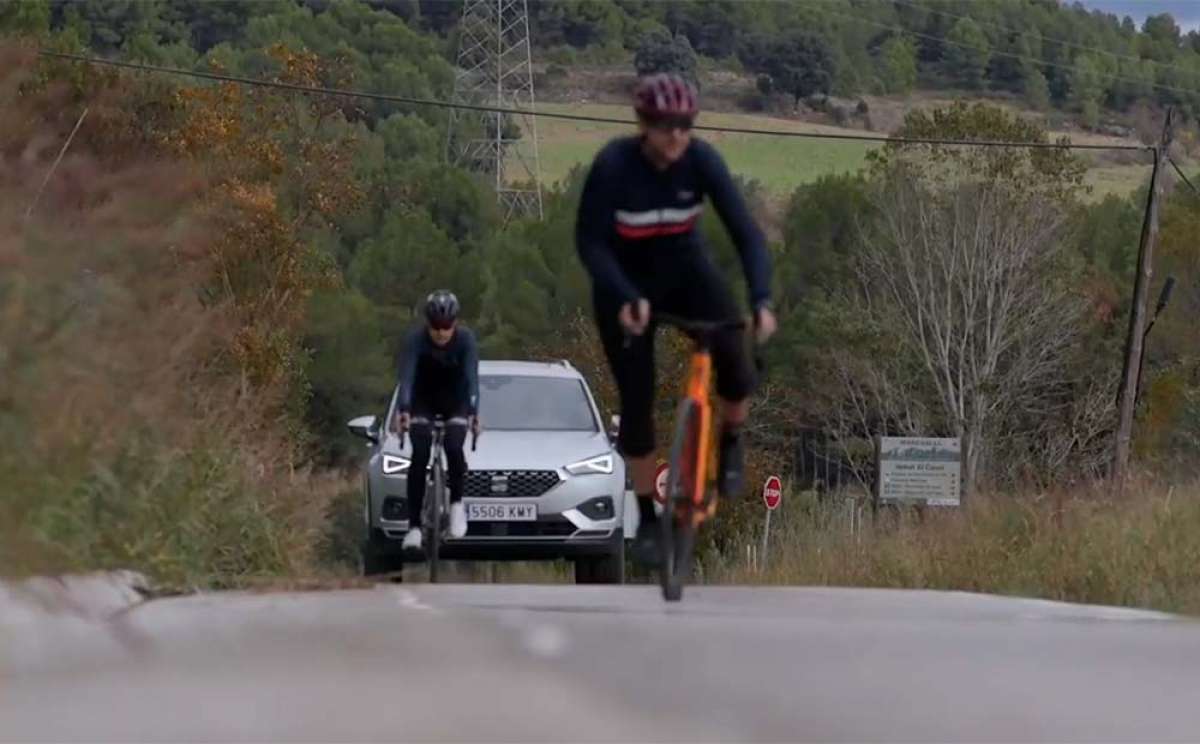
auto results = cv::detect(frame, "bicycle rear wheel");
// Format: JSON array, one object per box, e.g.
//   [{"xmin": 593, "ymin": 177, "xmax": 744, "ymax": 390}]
[
  {"xmin": 429, "ymin": 457, "xmax": 443, "ymax": 583},
  {"xmin": 661, "ymin": 398, "xmax": 701, "ymax": 602}
]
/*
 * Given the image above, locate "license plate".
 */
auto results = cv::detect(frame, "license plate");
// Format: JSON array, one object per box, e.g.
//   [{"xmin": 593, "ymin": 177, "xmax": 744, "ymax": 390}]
[{"xmin": 466, "ymin": 502, "xmax": 537, "ymax": 521}]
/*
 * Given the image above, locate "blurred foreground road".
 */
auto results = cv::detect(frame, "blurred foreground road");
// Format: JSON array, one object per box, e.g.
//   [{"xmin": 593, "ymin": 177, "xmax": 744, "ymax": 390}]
[{"xmin": 4, "ymin": 583, "xmax": 1200, "ymax": 742}]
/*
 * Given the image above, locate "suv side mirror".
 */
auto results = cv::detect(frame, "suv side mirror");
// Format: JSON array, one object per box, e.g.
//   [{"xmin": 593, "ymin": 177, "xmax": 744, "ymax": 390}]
[
  {"xmin": 608, "ymin": 414, "xmax": 620, "ymax": 443},
  {"xmin": 347, "ymin": 415, "xmax": 380, "ymax": 444}
]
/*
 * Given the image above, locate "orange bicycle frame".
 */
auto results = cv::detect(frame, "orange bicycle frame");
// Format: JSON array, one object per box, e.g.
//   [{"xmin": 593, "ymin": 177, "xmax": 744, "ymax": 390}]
[{"xmin": 684, "ymin": 346, "xmax": 713, "ymax": 513}]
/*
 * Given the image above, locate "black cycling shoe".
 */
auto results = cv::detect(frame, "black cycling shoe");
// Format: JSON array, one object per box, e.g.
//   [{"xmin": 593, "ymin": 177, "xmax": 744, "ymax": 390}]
[
  {"xmin": 718, "ymin": 431, "xmax": 745, "ymax": 497},
  {"xmin": 630, "ymin": 520, "xmax": 662, "ymax": 567}
]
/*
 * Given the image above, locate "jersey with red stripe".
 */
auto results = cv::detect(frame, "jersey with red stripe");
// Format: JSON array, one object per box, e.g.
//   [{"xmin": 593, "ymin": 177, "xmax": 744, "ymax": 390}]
[{"xmin": 575, "ymin": 136, "xmax": 771, "ymax": 309}]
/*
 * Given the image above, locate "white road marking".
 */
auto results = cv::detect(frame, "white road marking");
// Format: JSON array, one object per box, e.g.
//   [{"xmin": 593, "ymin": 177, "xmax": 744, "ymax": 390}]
[
  {"xmin": 522, "ymin": 623, "xmax": 568, "ymax": 658},
  {"xmin": 393, "ymin": 588, "xmax": 439, "ymax": 614}
]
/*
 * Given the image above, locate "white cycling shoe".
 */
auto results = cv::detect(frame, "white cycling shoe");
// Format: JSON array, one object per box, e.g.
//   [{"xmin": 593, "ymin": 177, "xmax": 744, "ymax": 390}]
[
  {"xmin": 402, "ymin": 528, "xmax": 423, "ymax": 552},
  {"xmin": 449, "ymin": 502, "xmax": 468, "ymax": 539}
]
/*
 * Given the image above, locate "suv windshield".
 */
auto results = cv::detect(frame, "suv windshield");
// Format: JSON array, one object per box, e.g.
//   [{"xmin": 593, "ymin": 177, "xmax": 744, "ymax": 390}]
[{"xmin": 479, "ymin": 374, "xmax": 597, "ymax": 432}]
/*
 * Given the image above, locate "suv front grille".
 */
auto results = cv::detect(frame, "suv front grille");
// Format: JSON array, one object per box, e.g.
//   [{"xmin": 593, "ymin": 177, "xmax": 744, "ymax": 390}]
[{"xmin": 464, "ymin": 470, "xmax": 561, "ymax": 499}]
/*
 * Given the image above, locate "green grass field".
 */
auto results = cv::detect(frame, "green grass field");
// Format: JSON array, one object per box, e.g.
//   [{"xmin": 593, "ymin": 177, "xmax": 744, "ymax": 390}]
[
  {"xmin": 520, "ymin": 102, "xmax": 1153, "ymax": 202},
  {"xmin": 524, "ymin": 102, "xmax": 875, "ymax": 192},
  {"xmin": 1086, "ymin": 163, "xmax": 1152, "ymax": 200}
]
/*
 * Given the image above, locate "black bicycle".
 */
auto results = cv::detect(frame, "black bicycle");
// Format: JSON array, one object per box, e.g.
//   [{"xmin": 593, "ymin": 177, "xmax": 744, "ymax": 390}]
[{"xmin": 401, "ymin": 415, "xmax": 476, "ymax": 583}]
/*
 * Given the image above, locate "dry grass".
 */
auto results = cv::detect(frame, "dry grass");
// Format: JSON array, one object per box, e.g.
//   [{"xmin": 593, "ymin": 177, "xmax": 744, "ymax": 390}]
[{"xmin": 708, "ymin": 478, "xmax": 1200, "ymax": 614}]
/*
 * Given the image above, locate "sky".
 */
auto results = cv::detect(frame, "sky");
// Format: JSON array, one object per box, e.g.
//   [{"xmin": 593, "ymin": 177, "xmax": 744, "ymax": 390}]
[{"xmin": 1074, "ymin": 1, "xmax": 1200, "ymax": 33}]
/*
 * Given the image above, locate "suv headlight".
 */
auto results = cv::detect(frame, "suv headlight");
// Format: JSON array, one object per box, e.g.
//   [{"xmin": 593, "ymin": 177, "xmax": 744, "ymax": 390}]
[
  {"xmin": 566, "ymin": 454, "xmax": 614, "ymax": 475},
  {"xmin": 382, "ymin": 454, "xmax": 411, "ymax": 476}
]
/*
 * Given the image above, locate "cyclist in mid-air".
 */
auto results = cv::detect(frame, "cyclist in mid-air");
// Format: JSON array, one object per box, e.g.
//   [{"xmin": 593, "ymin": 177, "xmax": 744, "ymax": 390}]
[
  {"xmin": 575, "ymin": 72, "xmax": 777, "ymax": 564},
  {"xmin": 392, "ymin": 290, "xmax": 480, "ymax": 553}
]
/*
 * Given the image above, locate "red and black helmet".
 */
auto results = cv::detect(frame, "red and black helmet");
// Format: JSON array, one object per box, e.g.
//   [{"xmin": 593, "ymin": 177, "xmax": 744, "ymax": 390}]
[{"xmin": 633, "ymin": 73, "xmax": 698, "ymax": 121}]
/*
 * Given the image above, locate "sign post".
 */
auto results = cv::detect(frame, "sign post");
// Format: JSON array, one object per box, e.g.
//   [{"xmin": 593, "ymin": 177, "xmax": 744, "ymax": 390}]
[{"xmin": 761, "ymin": 475, "xmax": 782, "ymax": 572}]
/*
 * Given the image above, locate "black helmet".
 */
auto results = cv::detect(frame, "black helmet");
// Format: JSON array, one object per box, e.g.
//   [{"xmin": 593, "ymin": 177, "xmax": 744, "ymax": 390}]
[{"xmin": 424, "ymin": 289, "xmax": 460, "ymax": 329}]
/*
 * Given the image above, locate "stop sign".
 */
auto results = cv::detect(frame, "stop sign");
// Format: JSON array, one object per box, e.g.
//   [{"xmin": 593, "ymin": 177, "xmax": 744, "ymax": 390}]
[
  {"xmin": 763, "ymin": 475, "xmax": 782, "ymax": 511},
  {"xmin": 654, "ymin": 462, "xmax": 669, "ymax": 504}
]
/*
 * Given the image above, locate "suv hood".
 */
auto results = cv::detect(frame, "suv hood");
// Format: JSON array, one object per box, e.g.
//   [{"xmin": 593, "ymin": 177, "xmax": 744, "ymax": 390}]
[{"xmin": 384, "ymin": 430, "xmax": 617, "ymax": 472}]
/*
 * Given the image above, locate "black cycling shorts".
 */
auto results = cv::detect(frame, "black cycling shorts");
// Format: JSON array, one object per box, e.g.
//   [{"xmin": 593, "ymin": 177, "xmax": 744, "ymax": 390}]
[
  {"xmin": 408, "ymin": 381, "xmax": 471, "ymax": 422},
  {"xmin": 593, "ymin": 255, "xmax": 756, "ymax": 458}
]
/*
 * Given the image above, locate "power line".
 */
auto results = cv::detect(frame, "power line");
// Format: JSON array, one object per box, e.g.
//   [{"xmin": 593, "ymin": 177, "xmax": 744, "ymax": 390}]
[
  {"xmin": 811, "ymin": 4, "xmax": 1200, "ymax": 101},
  {"xmin": 39, "ymin": 50, "xmax": 1151, "ymax": 152},
  {"xmin": 38, "ymin": 51, "xmax": 635, "ymax": 125},
  {"xmin": 887, "ymin": 0, "xmax": 1190, "ymax": 76},
  {"xmin": 1168, "ymin": 156, "xmax": 1200, "ymax": 196}
]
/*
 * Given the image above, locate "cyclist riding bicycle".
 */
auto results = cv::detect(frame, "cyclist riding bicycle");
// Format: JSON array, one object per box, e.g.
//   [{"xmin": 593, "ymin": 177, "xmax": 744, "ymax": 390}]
[
  {"xmin": 575, "ymin": 72, "xmax": 778, "ymax": 565},
  {"xmin": 392, "ymin": 290, "xmax": 481, "ymax": 553}
]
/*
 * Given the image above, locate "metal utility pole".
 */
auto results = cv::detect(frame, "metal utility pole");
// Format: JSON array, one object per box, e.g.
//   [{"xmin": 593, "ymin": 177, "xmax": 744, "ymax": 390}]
[
  {"xmin": 1112, "ymin": 107, "xmax": 1175, "ymax": 481},
  {"xmin": 446, "ymin": 0, "xmax": 544, "ymax": 223}
]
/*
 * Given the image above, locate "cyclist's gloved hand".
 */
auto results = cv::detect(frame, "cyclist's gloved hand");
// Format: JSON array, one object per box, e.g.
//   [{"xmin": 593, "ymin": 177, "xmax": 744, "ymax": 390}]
[
  {"xmin": 753, "ymin": 302, "xmax": 777, "ymax": 345},
  {"xmin": 393, "ymin": 411, "xmax": 411, "ymax": 434},
  {"xmin": 469, "ymin": 415, "xmax": 481, "ymax": 437},
  {"xmin": 619, "ymin": 298, "xmax": 651, "ymax": 337}
]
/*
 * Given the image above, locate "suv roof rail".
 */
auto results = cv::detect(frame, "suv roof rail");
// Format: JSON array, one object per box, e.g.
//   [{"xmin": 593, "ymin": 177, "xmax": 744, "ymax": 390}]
[{"xmin": 557, "ymin": 358, "xmax": 573, "ymax": 368}]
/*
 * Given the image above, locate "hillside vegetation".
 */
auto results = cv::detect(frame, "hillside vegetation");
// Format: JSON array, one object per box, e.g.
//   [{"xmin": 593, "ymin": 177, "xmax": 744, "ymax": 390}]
[
  {"xmin": 0, "ymin": 46, "xmax": 345, "ymax": 585},
  {"xmin": 505, "ymin": 0, "xmax": 1200, "ymax": 126},
  {"xmin": 3, "ymin": 2, "xmax": 1200, "ymax": 601}
]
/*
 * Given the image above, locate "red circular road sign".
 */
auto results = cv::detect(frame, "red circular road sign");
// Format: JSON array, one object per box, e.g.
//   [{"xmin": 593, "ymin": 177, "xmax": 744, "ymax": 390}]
[
  {"xmin": 763, "ymin": 475, "xmax": 782, "ymax": 511},
  {"xmin": 654, "ymin": 462, "xmax": 669, "ymax": 503}
]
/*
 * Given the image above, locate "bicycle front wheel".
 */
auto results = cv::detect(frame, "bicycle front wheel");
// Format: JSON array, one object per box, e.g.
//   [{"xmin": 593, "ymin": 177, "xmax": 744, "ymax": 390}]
[
  {"xmin": 661, "ymin": 398, "xmax": 701, "ymax": 602},
  {"xmin": 429, "ymin": 460, "xmax": 443, "ymax": 583}
]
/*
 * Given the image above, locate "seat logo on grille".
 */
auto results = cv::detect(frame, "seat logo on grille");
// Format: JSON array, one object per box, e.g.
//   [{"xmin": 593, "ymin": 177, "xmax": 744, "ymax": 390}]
[{"xmin": 490, "ymin": 474, "xmax": 509, "ymax": 494}]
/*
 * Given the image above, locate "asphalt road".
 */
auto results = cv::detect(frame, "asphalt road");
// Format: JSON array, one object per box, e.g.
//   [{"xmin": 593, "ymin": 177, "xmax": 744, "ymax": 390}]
[{"xmin": 4, "ymin": 582, "xmax": 1200, "ymax": 742}]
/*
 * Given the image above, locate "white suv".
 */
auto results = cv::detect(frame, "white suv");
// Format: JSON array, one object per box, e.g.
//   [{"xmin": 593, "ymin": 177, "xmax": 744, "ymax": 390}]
[{"xmin": 349, "ymin": 359, "xmax": 628, "ymax": 583}]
